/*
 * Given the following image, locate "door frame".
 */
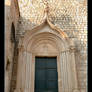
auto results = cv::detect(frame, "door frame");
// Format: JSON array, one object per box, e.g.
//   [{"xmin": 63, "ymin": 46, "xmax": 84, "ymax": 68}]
[{"xmin": 31, "ymin": 53, "xmax": 62, "ymax": 92}]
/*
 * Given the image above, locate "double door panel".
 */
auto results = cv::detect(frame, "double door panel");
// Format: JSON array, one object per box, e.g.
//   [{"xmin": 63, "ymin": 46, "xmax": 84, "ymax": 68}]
[{"xmin": 35, "ymin": 57, "xmax": 58, "ymax": 92}]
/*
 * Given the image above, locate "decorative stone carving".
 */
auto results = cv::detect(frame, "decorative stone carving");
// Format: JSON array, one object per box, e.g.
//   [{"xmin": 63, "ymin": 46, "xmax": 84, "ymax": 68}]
[
  {"xmin": 69, "ymin": 46, "xmax": 77, "ymax": 53},
  {"xmin": 5, "ymin": 0, "xmax": 87, "ymax": 92}
]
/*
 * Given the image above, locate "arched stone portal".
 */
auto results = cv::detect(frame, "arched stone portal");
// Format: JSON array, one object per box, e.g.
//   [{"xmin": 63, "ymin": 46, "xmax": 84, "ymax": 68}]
[{"xmin": 15, "ymin": 23, "xmax": 79, "ymax": 92}]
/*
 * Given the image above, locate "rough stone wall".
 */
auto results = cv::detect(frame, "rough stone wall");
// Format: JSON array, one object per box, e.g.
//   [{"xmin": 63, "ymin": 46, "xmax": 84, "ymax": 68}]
[
  {"xmin": 5, "ymin": 0, "xmax": 87, "ymax": 92},
  {"xmin": 5, "ymin": 1, "xmax": 14, "ymax": 91},
  {"xmin": 5, "ymin": 0, "xmax": 20, "ymax": 92},
  {"xmin": 75, "ymin": 24, "xmax": 87, "ymax": 92},
  {"xmin": 17, "ymin": 0, "xmax": 87, "ymax": 92}
]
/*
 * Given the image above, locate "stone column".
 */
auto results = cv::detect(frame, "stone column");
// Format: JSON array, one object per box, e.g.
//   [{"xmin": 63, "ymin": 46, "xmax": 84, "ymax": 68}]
[
  {"xmin": 60, "ymin": 50, "xmax": 73, "ymax": 92},
  {"xmin": 15, "ymin": 46, "xmax": 32, "ymax": 92},
  {"xmin": 69, "ymin": 46, "xmax": 80, "ymax": 92},
  {"xmin": 65, "ymin": 50, "xmax": 73, "ymax": 91},
  {"xmin": 24, "ymin": 52, "xmax": 32, "ymax": 92},
  {"xmin": 60, "ymin": 48, "xmax": 80, "ymax": 92},
  {"xmin": 14, "ymin": 45, "xmax": 25, "ymax": 92}
]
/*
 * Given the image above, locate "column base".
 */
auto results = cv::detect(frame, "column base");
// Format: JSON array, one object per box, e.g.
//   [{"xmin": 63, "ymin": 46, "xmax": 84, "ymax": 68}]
[
  {"xmin": 14, "ymin": 88, "xmax": 31, "ymax": 92},
  {"xmin": 73, "ymin": 89, "xmax": 80, "ymax": 92},
  {"xmin": 80, "ymin": 89, "xmax": 87, "ymax": 92},
  {"xmin": 14, "ymin": 89, "xmax": 22, "ymax": 92}
]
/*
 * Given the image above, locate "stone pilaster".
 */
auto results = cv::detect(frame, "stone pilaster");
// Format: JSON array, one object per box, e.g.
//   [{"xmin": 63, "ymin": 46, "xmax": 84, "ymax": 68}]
[
  {"xmin": 60, "ymin": 50, "xmax": 73, "ymax": 92},
  {"xmin": 60, "ymin": 47, "xmax": 80, "ymax": 92},
  {"xmin": 15, "ymin": 43, "xmax": 32, "ymax": 92},
  {"xmin": 69, "ymin": 46, "xmax": 80, "ymax": 92}
]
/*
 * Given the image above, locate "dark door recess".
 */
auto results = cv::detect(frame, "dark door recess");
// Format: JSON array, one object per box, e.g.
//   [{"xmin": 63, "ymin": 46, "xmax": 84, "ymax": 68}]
[{"xmin": 35, "ymin": 57, "xmax": 58, "ymax": 92}]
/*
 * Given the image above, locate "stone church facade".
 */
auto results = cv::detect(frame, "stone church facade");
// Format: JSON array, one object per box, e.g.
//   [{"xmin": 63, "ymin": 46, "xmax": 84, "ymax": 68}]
[{"xmin": 5, "ymin": 0, "xmax": 87, "ymax": 92}]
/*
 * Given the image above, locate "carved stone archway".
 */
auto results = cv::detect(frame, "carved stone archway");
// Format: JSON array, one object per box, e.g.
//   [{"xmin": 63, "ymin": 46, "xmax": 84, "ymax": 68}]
[{"xmin": 15, "ymin": 21, "xmax": 79, "ymax": 92}]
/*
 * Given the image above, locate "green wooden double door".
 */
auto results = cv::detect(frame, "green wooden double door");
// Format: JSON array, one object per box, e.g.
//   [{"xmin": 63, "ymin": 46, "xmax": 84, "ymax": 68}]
[{"xmin": 35, "ymin": 57, "xmax": 58, "ymax": 92}]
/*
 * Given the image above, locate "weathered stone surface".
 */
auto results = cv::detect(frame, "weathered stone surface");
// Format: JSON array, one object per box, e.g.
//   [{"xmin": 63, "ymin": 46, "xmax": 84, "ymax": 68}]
[{"xmin": 5, "ymin": 0, "xmax": 87, "ymax": 92}]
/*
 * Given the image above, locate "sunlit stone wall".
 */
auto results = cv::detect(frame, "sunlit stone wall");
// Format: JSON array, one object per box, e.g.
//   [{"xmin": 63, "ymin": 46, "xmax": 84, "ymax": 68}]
[
  {"xmin": 17, "ymin": 0, "xmax": 87, "ymax": 92},
  {"xmin": 5, "ymin": 0, "xmax": 87, "ymax": 92}
]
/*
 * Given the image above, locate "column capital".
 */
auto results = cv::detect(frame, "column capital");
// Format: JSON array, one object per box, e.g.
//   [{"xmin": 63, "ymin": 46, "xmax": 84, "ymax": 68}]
[
  {"xmin": 60, "ymin": 49, "xmax": 70, "ymax": 54},
  {"xmin": 69, "ymin": 46, "xmax": 76, "ymax": 53},
  {"xmin": 18, "ymin": 44, "xmax": 25, "ymax": 52}
]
